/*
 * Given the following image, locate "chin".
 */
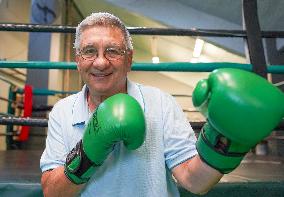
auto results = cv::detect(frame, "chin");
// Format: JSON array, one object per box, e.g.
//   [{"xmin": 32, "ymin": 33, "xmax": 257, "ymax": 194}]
[{"xmin": 90, "ymin": 86, "xmax": 113, "ymax": 95}]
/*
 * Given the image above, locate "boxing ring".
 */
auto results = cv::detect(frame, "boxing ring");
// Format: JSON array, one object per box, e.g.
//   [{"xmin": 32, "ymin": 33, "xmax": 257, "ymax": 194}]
[
  {"xmin": 0, "ymin": 62, "xmax": 284, "ymax": 197},
  {"xmin": 0, "ymin": 151, "xmax": 283, "ymax": 197},
  {"xmin": 1, "ymin": 0, "xmax": 284, "ymax": 196}
]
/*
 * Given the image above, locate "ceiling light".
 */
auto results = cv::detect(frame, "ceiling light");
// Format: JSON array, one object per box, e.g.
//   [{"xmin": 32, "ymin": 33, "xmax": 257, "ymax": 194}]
[
  {"xmin": 193, "ymin": 38, "xmax": 204, "ymax": 58},
  {"xmin": 152, "ymin": 56, "xmax": 160, "ymax": 64}
]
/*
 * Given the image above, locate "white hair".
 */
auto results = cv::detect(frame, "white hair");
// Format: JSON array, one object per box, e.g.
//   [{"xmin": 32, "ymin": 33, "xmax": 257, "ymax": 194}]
[{"xmin": 74, "ymin": 12, "xmax": 133, "ymax": 53}]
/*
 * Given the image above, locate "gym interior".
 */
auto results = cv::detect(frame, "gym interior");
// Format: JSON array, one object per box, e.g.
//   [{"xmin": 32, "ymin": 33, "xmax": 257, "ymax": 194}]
[{"xmin": 0, "ymin": 0, "xmax": 283, "ymax": 196}]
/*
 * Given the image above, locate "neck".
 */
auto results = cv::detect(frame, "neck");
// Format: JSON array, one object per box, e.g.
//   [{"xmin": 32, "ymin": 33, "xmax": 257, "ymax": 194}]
[{"xmin": 87, "ymin": 87, "xmax": 127, "ymax": 112}]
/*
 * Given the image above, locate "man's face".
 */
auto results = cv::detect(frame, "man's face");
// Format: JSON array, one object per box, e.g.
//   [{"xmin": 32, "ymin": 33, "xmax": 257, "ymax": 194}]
[{"xmin": 76, "ymin": 26, "xmax": 132, "ymax": 96}]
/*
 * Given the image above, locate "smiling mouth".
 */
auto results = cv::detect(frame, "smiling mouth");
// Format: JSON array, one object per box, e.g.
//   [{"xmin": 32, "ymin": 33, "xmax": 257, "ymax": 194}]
[{"xmin": 90, "ymin": 73, "xmax": 112, "ymax": 79}]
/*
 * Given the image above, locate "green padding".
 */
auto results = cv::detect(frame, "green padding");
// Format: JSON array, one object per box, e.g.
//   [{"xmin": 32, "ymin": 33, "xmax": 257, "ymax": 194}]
[
  {"xmin": 0, "ymin": 61, "xmax": 77, "ymax": 69},
  {"xmin": 179, "ymin": 182, "xmax": 284, "ymax": 197},
  {"xmin": 268, "ymin": 65, "xmax": 284, "ymax": 74},
  {"xmin": 15, "ymin": 88, "xmax": 77, "ymax": 96},
  {"xmin": 1, "ymin": 60, "xmax": 284, "ymax": 73},
  {"xmin": 0, "ymin": 182, "xmax": 283, "ymax": 197},
  {"xmin": 0, "ymin": 61, "xmax": 251, "ymax": 71},
  {"xmin": 132, "ymin": 62, "xmax": 252, "ymax": 72},
  {"xmin": 0, "ymin": 183, "xmax": 43, "ymax": 197}
]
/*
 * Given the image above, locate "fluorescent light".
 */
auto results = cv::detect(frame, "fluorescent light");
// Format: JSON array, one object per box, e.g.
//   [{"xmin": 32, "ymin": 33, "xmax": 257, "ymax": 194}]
[
  {"xmin": 152, "ymin": 56, "xmax": 160, "ymax": 64},
  {"xmin": 193, "ymin": 38, "xmax": 204, "ymax": 58}
]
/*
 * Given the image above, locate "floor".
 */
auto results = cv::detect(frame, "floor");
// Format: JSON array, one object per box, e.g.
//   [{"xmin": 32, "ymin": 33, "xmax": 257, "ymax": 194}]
[
  {"xmin": 0, "ymin": 150, "xmax": 283, "ymax": 183},
  {"xmin": 0, "ymin": 150, "xmax": 284, "ymax": 197}
]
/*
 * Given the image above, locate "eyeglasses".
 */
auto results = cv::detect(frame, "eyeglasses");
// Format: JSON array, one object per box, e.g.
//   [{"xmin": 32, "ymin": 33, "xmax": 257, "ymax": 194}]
[{"xmin": 79, "ymin": 46, "xmax": 127, "ymax": 61}]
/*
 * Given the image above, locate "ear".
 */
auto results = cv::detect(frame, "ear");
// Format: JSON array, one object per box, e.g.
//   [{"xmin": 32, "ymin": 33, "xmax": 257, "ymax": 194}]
[
  {"xmin": 75, "ymin": 55, "xmax": 81, "ymax": 71},
  {"xmin": 126, "ymin": 50, "xmax": 133, "ymax": 72}
]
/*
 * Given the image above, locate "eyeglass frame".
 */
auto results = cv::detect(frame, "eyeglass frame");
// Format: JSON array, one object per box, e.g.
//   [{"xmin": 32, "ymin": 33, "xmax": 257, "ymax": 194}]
[{"xmin": 77, "ymin": 45, "xmax": 129, "ymax": 61}]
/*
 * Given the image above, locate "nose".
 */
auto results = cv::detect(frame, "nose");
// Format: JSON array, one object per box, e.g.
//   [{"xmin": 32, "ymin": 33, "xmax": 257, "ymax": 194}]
[{"xmin": 92, "ymin": 52, "xmax": 110, "ymax": 71}]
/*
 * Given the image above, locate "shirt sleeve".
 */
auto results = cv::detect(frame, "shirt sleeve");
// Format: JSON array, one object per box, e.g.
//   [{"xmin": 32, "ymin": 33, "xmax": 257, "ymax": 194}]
[
  {"xmin": 162, "ymin": 93, "xmax": 197, "ymax": 170},
  {"xmin": 40, "ymin": 104, "xmax": 68, "ymax": 172}
]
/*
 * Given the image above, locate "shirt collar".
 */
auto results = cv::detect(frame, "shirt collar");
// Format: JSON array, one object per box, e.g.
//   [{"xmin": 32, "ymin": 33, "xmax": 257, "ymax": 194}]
[
  {"xmin": 127, "ymin": 78, "xmax": 145, "ymax": 112},
  {"xmin": 71, "ymin": 79, "xmax": 145, "ymax": 126},
  {"xmin": 72, "ymin": 85, "xmax": 89, "ymax": 126}
]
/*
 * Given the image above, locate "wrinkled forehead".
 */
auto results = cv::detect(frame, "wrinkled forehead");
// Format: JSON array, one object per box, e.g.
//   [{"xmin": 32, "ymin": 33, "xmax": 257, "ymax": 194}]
[
  {"xmin": 80, "ymin": 25, "xmax": 126, "ymax": 45},
  {"xmin": 81, "ymin": 24, "xmax": 124, "ymax": 34}
]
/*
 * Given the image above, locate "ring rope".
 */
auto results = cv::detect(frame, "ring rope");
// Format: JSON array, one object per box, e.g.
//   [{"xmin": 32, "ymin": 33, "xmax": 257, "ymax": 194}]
[
  {"xmin": 0, "ymin": 115, "xmax": 283, "ymax": 131},
  {"xmin": 1, "ymin": 61, "xmax": 284, "ymax": 73},
  {"xmin": 1, "ymin": 23, "xmax": 284, "ymax": 38}
]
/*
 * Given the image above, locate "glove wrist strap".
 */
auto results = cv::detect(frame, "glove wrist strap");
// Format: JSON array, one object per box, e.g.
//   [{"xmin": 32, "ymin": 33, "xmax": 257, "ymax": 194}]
[
  {"xmin": 64, "ymin": 140, "xmax": 96, "ymax": 184},
  {"xmin": 196, "ymin": 125, "xmax": 246, "ymax": 174}
]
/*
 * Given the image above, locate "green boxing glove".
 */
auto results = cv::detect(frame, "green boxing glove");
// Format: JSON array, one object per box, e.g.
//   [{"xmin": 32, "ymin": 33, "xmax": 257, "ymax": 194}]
[
  {"xmin": 192, "ymin": 68, "xmax": 284, "ymax": 174},
  {"xmin": 64, "ymin": 93, "xmax": 146, "ymax": 184}
]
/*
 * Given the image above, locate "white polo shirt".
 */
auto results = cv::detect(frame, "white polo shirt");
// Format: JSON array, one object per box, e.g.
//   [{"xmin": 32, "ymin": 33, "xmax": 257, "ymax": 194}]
[{"xmin": 40, "ymin": 79, "xmax": 197, "ymax": 197}]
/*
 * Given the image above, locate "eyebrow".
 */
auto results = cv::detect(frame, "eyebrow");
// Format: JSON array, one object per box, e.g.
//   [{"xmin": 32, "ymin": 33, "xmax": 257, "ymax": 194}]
[
  {"xmin": 82, "ymin": 42, "xmax": 124, "ymax": 48},
  {"xmin": 82, "ymin": 44, "xmax": 96, "ymax": 48},
  {"xmin": 108, "ymin": 43, "xmax": 122, "ymax": 48}
]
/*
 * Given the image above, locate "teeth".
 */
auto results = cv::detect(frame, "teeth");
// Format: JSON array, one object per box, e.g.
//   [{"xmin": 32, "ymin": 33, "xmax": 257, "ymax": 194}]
[{"xmin": 92, "ymin": 73, "xmax": 110, "ymax": 77}]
